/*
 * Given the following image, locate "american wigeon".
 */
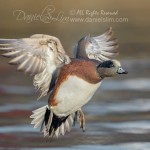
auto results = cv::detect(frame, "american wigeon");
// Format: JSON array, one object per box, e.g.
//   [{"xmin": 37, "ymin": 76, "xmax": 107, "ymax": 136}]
[{"xmin": 0, "ymin": 27, "xmax": 127, "ymax": 139}]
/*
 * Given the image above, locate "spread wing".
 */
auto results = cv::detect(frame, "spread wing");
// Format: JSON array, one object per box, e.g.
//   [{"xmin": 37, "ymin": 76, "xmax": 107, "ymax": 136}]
[
  {"xmin": 74, "ymin": 27, "xmax": 119, "ymax": 62},
  {"xmin": 0, "ymin": 34, "xmax": 71, "ymax": 99}
]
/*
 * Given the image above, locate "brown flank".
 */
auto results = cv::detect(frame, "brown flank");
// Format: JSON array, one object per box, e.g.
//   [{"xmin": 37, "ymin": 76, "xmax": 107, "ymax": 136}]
[{"xmin": 48, "ymin": 59, "xmax": 101, "ymax": 107}]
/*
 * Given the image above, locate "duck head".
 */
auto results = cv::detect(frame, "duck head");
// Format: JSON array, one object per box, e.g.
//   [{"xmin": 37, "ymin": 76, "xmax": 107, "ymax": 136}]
[{"xmin": 97, "ymin": 59, "xmax": 128, "ymax": 78}]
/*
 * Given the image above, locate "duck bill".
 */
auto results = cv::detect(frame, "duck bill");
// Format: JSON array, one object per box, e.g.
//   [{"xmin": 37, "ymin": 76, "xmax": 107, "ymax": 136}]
[{"xmin": 117, "ymin": 67, "xmax": 128, "ymax": 74}]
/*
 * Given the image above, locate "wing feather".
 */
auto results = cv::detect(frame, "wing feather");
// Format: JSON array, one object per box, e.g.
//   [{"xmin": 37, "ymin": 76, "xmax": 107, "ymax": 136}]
[
  {"xmin": 74, "ymin": 27, "xmax": 119, "ymax": 62},
  {"xmin": 0, "ymin": 34, "xmax": 70, "ymax": 99}
]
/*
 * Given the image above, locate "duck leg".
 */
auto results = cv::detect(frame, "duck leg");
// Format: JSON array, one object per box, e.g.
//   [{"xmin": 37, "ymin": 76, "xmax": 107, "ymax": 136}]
[{"xmin": 78, "ymin": 108, "xmax": 85, "ymax": 132}]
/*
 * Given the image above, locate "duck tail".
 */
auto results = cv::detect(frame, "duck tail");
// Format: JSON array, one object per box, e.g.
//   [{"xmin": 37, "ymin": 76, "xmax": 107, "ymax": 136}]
[{"xmin": 30, "ymin": 105, "xmax": 75, "ymax": 138}]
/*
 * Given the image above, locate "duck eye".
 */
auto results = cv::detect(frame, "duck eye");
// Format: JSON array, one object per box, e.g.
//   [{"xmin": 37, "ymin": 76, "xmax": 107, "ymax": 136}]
[{"xmin": 110, "ymin": 64, "xmax": 115, "ymax": 67}]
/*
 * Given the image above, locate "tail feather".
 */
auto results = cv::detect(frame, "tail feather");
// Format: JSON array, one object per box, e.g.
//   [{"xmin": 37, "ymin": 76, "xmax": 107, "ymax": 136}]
[
  {"xmin": 30, "ymin": 105, "xmax": 75, "ymax": 139},
  {"xmin": 30, "ymin": 105, "xmax": 48, "ymax": 129}
]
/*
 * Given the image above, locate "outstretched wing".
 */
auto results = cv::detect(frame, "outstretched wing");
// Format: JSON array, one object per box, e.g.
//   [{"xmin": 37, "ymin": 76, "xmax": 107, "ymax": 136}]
[
  {"xmin": 74, "ymin": 27, "xmax": 119, "ymax": 62},
  {"xmin": 0, "ymin": 34, "xmax": 71, "ymax": 99}
]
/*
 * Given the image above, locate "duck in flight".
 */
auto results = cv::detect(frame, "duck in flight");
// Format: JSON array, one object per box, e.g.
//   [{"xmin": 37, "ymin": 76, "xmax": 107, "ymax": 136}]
[{"xmin": 0, "ymin": 27, "xmax": 127, "ymax": 139}]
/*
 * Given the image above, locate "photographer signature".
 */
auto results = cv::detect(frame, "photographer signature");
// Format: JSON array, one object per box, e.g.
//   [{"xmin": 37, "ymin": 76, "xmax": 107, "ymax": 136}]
[{"xmin": 13, "ymin": 5, "xmax": 69, "ymax": 23}]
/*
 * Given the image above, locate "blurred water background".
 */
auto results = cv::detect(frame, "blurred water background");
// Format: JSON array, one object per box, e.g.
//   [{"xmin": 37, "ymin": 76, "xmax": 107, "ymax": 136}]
[{"xmin": 0, "ymin": 0, "xmax": 150, "ymax": 149}]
